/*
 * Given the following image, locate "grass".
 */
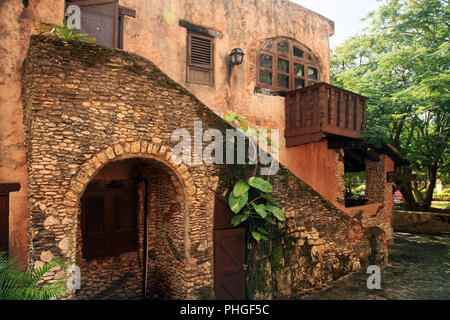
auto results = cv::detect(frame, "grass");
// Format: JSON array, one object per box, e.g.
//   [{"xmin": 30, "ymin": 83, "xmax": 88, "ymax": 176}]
[{"xmin": 432, "ymin": 201, "xmax": 450, "ymax": 209}]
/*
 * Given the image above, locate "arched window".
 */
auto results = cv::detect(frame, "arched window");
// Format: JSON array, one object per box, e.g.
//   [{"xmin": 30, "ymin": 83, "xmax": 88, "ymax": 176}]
[{"xmin": 256, "ymin": 38, "xmax": 321, "ymax": 91}]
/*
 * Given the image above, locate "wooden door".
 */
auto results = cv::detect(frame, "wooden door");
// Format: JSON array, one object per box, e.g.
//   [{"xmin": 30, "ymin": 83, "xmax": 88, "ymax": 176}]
[
  {"xmin": 0, "ymin": 184, "xmax": 20, "ymax": 254},
  {"xmin": 0, "ymin": 193, "xmax": 8, "ymax": 253},
  {"xmin": 214, "ymin": 195, "xmax": 246, "ymax": 300},
  {"xmin": 67, "ymin": 0, "xmax": 119, "ymax": 48}
]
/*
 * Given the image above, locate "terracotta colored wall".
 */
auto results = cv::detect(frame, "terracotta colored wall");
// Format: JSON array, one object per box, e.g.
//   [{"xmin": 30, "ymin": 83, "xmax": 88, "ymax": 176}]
[
  {"xmin": 0, "ymin": 0, "xmax": 335, "ymax": 265},
  {"xmin": 280, "ymin": 140, "xmax": 340, "ymax": 204},
  {"xmin": 118, "ymin": 0, "xmax": 336, "ymax": 204},
  {"xmin": 0, "ymin": 0, "xmax": 64, "ymax": 264}
]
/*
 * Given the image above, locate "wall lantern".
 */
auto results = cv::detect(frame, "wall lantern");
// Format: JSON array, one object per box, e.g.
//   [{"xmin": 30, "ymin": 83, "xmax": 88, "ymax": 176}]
[
  {"xmin": 228, "ymin": 48, "xmax": 245, "ymax": 80},
  {"xmin": 230, "ymin": 48, "xmax": 245, "ymax": 66},
  {"xmin": 23, "ymin": 0, "xmax": 29, "ymax": 8}
]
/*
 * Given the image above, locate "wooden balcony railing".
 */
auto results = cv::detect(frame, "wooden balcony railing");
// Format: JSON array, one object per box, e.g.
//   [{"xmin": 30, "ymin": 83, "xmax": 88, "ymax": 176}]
[{"xmin": 285, "ymin": 82, "xmax": 367, "ymax": 147}]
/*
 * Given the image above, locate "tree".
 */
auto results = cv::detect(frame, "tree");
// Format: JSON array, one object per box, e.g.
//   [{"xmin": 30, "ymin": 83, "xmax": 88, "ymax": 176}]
[{"xmin": 331, "ymin": 0, "xmax": 449, "ymax": 211}]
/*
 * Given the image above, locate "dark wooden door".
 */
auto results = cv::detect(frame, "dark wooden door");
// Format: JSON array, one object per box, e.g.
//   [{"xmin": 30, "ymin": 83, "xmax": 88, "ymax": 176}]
[
  {"xmin": 68, "ymin": 0, "xmax": 119, "ymax": 48},
  {"xmin": 214, "ymin": 228, "xmax": 245, "ymax": 300},
  {"xmin": 214, "ymin": 195, "xmax": 246, "ymax": 300},
  {"xmin": 0, "ymin": 184, "xmax": 20, "ymax": 254},
  {"xmin": 0, "ymin": 193, "xmax": 8, "ymax": 253}
]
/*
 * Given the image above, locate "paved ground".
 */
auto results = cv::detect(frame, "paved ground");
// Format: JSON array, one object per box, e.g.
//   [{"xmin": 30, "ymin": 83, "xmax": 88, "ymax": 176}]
[{"xmin": 295, "ymin": 232, "xmax": 450, "ymax": 300}]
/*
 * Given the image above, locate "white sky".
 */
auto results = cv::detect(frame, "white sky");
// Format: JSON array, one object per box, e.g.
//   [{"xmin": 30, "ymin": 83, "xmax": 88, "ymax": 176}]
[{"xmin": 292, "ymin": 0, "xmax": 384, "ymax": 48}]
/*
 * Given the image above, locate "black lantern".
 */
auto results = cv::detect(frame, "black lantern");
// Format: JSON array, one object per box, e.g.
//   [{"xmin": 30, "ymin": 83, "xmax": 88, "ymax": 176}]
[
  {"xmin": 229, "ymin": 48, "xmax": 245, "ymax": 66},
  {"xmin": 23, "ymin": 0, "xmax": 29, "ymax": 8}
]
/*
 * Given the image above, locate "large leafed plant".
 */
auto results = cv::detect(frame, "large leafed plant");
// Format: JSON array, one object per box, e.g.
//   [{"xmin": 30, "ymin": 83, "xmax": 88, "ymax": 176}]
[{"xmin": 224, "ymin": 111, "xmax": 286, "ymax": 242}]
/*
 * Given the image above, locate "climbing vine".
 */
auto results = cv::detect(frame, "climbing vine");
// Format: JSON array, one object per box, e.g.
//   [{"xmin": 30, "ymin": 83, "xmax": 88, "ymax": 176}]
[{"xmin": 223, "ymin": 111, "xmax": 286, "ymax": 242}]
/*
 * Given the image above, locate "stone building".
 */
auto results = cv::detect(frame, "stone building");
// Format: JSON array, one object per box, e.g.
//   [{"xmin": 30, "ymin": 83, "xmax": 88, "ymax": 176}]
[{"xmin": 1, "ymin": 0, "xmax": 404, "ymax": 299}]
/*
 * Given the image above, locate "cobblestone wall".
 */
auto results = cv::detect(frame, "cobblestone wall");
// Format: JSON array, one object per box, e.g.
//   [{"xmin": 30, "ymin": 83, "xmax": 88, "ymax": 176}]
[{"xmin": 21, "ymin": 36, "xmax": 388, "ymax": 300}]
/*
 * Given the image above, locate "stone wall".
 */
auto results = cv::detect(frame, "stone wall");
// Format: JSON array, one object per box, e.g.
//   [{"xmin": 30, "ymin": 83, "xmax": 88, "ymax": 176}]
[
  {"xmin": 0, "ymin": 0, "xmax": 64, "ymax": 265},
  {"xmin": 22, "ymin": 36, "xmax": 385, "ymax": 299},
  {"xmin": 245, "ymin": 168, "xmax": 370, "ymax": 299},
  {"xmin": 393, "ymin": 210, "xmax": 450, "ymax": 235}
]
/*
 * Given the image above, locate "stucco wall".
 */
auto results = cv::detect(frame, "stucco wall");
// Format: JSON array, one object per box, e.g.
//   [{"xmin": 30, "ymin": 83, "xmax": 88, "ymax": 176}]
[
  {"xmin": 0, "ymin": 0, "xmax": 64, "ymax": 264},
  {"xmin": 119, "ymin": 0, "xmax": 336, "ymax": 204}
]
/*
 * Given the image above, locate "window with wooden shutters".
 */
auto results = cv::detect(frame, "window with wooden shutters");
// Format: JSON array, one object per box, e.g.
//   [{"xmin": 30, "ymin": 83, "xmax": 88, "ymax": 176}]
[
  {"xmin": 187, "ymin": 32, "xmax": 214, "ymax": 86},
  {"xmin": 256, "ymin": 38, "xmax": 322, "ymax": 92},
  {"xmin": 81, "ymin": 181, "xmax": 137, "ymax": 259}
]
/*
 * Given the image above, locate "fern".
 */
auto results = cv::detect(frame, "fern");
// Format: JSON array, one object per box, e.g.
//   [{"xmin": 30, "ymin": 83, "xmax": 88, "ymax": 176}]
[
  {"xmin": 0, "ymin": 253, "xmax": 67, "ymax": 300},
  {"xmin": 37, "ymin": 20, "xmax": 96, "ymax": 43}
]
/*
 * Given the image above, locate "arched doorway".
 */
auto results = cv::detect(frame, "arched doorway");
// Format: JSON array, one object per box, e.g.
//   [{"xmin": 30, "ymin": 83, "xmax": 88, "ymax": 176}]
[{"xmin": 75, "ymin": 157, "xmax": 187, "ymax": 299}]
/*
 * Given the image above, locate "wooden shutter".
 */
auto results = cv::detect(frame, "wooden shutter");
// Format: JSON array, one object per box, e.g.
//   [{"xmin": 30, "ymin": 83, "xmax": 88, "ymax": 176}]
[
  {"xmin": 82, "ymin": 192, "xmax": 109, "ymax": 259},
  {"xmin": 187, "ymin": 32, "xmax": 214, "ymax": 85},
  {"xmin": 81, "ymin": 183, "xmax": 137, "ymax": 259},
  {"xmin": 111, "ymin": 188, "xmax": 137, "ymax": 255}
]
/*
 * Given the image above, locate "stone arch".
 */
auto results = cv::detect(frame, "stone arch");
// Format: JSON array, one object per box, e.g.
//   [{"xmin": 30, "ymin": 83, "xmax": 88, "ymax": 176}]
[
  {"xmin": 61, "ymin": 140, "xmax": 207, "ymax": 299},
  {"xmin": 64, "ymin": 140, "xmax": 194, "ymax": 210}
]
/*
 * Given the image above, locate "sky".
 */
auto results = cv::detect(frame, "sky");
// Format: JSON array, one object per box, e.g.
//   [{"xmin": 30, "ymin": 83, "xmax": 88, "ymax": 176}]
[{"xmin": 292, "ymin": 0, "xmax": 384, "ymax": 48}]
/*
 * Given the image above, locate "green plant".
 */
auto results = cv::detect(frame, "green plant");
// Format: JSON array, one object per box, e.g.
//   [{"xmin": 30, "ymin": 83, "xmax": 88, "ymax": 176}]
[
  {"xmin": 37, "ymin": 20, "xmax": 96, "ymax": 43},
  {"xmin": 0, "ymin": 254, "xmax": 67, "ymax": 300},
  {"xmin": 228, "ymin": 177, "xmax": 286, "ymax": 242},
  {"xmin": 223, "ymin": 111, "xmax": 286, "ymax": 242}
]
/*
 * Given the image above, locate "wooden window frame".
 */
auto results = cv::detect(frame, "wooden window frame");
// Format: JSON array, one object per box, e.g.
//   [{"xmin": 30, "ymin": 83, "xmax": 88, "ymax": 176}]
[
  {"xmin": 81, "ymin": 182, "xmax": 138, "ymax": 259},
  {"xmin": 256, "ymin": 38, "xmax": 322, "ymax": 92},
  {"xmin": 186, "ymin": 31, "xmax": 215, "ymax": 86}
]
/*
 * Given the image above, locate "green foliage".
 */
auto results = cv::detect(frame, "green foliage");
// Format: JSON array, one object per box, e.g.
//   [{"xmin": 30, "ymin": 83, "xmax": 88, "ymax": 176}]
[
  {"xmin": 37, "ymin": 20, "xmax": 96, "ymax": 43},
  {"xmin": 0, "ymin": 254, "xmax": 67, "ymax": 300},
  {"xmin": 228, "ymin": 177, "xmax": 286, "ymax": 242},
  {"xmin": 223, "ymin": 111, "xmax": 285, "ymax": 242},
  {"xmin": 332, "ymin": 0, "xmax": 449, "ymax": 210},
  {"xmin": 344, "ymin": 172, "xmax": 366, "ymax": 200}
]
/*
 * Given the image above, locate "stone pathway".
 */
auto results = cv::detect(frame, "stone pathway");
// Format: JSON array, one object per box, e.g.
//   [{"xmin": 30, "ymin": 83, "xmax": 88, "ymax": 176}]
[{"xmin": 295, "ymin": 232, "xmax": 450, "ymax": 300}]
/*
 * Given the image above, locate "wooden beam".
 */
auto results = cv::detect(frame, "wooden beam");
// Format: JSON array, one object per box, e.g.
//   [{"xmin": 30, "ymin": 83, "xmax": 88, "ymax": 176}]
[
  {"xmin": 0, "ymin": 183, "xmax": 21, "ymax": 195},
  {"xmin": 119, "ymin": 6, "xmax": 136, "ymax": 18},
  {"xmin": 285, "ymin": 132, "xmax": 324, "ymax": 148},
  {"xmin": 179, "ymin": 20, "xmax": 223, "ymax": 38},
  {"xmin": 67, "ymin": 0, "xmax": 117, "ymax": 6},
  {"xmin": 365, "ymin": 149, "xmax": 381, "ymax": 162},
  {"xmin": 345, "ymin": 149, "xmax": 365, "ymax": 168},
  {"xmin": 327, "ymin": 138, "xmax": 365, "ymax": 149}
]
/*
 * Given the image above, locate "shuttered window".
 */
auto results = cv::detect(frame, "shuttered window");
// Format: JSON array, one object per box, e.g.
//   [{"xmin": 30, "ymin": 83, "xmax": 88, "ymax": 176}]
[
  {"xmin": 187, "ymin": 32, "xmax": 214, "ymax": 86},
  {"xmin": 81, "ymin": 182, "xmax": 137, "ymax": 259}
]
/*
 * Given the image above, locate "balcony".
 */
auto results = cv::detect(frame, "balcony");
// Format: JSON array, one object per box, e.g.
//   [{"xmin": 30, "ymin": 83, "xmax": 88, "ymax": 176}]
[{"xmin": 285, "ymin": 83, "xmax": 367, "ymax": 147}]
